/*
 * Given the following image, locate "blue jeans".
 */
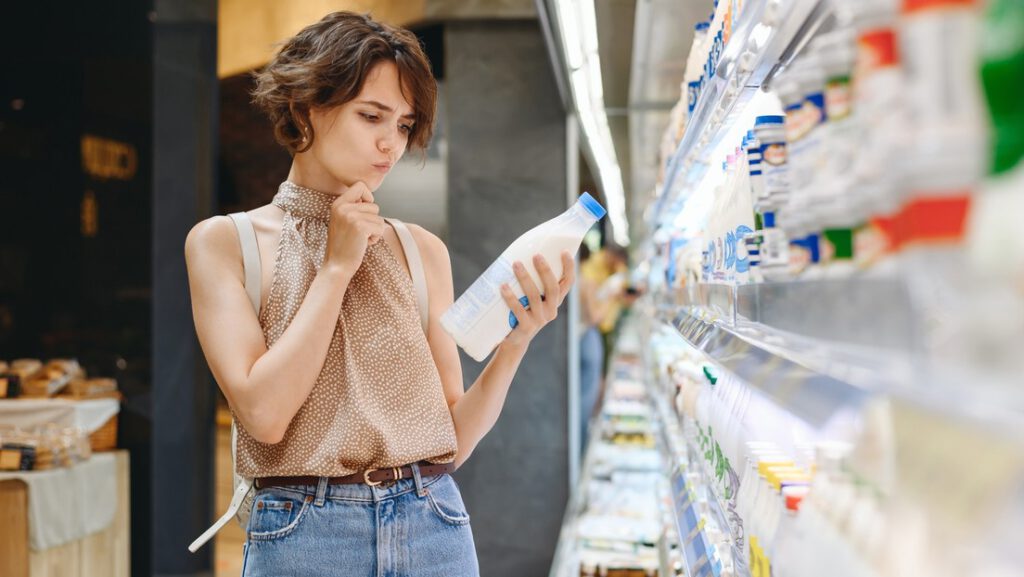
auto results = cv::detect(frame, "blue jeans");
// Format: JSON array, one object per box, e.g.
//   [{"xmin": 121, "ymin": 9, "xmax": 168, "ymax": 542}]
[
  {"xmin": 241, "ymin": 465, "xmax": 479, "ymax": 577},
  {"xmin": 579, "ymin": 327, "xmax": 604, "ymax": 454}
]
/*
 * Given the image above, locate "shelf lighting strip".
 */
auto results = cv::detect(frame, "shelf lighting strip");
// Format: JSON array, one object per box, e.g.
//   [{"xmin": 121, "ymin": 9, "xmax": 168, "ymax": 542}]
[{"xmin": 551, "ymin": 0, "xmax": 631, "ymax": 246}]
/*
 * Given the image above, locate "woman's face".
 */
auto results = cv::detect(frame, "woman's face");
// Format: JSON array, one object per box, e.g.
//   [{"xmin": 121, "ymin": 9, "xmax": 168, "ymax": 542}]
[{"xmin": 304, "ymin": 60, "xmax": 415, "ymax": 191}]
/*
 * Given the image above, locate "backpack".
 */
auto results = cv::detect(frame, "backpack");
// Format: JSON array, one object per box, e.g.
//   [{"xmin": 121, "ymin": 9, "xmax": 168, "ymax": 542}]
[{"xmin": 188, "ymin": 213, "xmax": 430, "ymax": 552}]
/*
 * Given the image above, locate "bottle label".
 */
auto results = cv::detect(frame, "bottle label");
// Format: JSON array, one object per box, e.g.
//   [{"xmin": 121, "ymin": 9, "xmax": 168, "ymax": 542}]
[
  {"xmin": 761, "ymin": 142, "xmax": 789, "ymax": 203},
  {"xmin": 903, "ymin": 0, "xmax": 977, "ymax": 14},
  {"xmin": 688, "ymin": 81, "xmax": 702, "ymax": 115},
  {"xmin": 442, "ymin": 256, "xmax": 515, "ymax": 335},
  {"xmin": 734, "ymin": 225, "xmax": 754, "ymax": 273},
  {"xmin": 762, "ymin": 142, "xmax": 787, "ymax": 166},
  {"xmin": 855, "ymin": 29, "xmax": 900, "ymax": 102},
  {"xmin": 826, "ymin": 76, "xmax": 852, "ymax": 121},
  {"xmin": 784, "ymin": 103, "xmax": 803, "ymax": 143}
]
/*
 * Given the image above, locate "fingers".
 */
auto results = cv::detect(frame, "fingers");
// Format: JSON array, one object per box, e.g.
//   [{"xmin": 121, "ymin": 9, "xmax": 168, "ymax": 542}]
[
  {"xmin": 513, "ymin": 260, "xmax": 545, "ymax": 321},
  {"xmin": 347, "ymin": 202, "xmax": 380, "ymax": 215},
  {"xmin": 500, "ymin": 283, "xmax": 531, "ymax": 330},
  {"xmin": 357, "ymin": 215, "xmax": 386, "ymax": 238},
  {"xmin": 533, "ymin": 255, "xmax": 560, "ymax": 318},
  {"xmin": 337, "ymin": 181, "xmax": 374, "ymax": 204}
]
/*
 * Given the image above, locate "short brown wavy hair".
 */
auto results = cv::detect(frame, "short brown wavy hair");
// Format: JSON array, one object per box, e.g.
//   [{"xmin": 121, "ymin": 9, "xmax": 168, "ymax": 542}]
[{"xmin": 252, "ymin": 12, "xmax": 436, "ymax": 155}]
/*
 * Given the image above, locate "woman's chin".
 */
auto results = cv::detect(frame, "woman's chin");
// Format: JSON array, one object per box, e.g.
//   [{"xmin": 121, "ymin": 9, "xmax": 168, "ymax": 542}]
[{"xmin": 366, "ymin": 174, "xmax": 387, "ymax": 191}]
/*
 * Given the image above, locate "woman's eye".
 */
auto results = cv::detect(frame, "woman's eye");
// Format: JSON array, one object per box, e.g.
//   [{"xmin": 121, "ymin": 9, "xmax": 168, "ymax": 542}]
[
  {"xmin": 399, "ymin": 124, "xmax": 413, "ymax": 135},
  {"xmin": 361, "ymin": 113, "xmax": 380, "ymax": 122}
]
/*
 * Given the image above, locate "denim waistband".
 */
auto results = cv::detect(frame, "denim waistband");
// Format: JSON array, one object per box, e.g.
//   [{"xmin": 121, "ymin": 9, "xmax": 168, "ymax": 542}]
[{"xmin": 254, "ymin": 471, "xmax": 448, "ymax": 504}]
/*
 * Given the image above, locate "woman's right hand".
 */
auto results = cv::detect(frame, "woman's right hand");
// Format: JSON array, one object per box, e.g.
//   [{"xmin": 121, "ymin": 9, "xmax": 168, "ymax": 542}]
[{"xmin": 323, "ymin": 181, "xmax": 385, "ymax": 276}]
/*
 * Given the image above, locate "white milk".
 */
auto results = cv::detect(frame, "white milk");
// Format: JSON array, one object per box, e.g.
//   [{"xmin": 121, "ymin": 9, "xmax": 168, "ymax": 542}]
[{"xmin": 441, "ymin": 193, "xmax": 606, "ymax": 361}]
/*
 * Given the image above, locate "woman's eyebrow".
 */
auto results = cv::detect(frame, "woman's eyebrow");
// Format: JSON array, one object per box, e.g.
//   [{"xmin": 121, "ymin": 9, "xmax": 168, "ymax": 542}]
[{"xmin": 357, "ymin": 100, "xmax": 416, "ymax": 120}]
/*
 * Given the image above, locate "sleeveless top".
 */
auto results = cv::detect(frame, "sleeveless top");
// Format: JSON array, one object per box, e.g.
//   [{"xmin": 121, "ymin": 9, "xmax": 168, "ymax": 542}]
[{"xmin": 234, "ymin": 181, "xmax": 458, "ymax": 477}]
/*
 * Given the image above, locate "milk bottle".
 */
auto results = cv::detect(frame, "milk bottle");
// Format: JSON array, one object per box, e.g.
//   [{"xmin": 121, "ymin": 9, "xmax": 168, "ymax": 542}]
[{"xmin": 441, "ymin": 193, "xmax": 606, "ymax": 361}]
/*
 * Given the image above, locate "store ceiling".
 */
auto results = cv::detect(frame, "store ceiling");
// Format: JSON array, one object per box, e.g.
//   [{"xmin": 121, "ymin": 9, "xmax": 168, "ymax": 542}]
[{"xmin": 596, "ymin": 0, "xmax": 706, "ymax": 243}]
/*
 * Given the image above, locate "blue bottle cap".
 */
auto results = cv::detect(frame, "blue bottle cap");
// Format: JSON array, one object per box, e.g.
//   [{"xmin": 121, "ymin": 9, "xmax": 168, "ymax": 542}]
[
  {"xmin": 755, "ymin": 115, "xmax": 786, "ymax": 126},
  {"xmin": 578, "ymin": 192, "xmax": 606, "ymax": 220}
]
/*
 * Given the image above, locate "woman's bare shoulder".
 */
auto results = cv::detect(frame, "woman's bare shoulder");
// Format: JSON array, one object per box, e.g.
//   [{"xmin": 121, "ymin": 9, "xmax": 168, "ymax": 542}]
[
  {"xmin": 185, "ymin": 215, "xmax": 238, "ymax": 266},
  {"xmin": 185, "ymin": 205, "xmax": 281, "ymax": 262},
  {"xmin": 406, "ymin": 223, "xmax": 450, "ymax": 263}
]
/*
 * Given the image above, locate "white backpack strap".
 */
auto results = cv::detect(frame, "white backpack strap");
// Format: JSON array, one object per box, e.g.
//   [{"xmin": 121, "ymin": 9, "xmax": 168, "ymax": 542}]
[
  {"xmin": 188, "ymin": 477, "xmax": 252, "ymax": 553},
  {"xmin": 190, "ymin": 213, "xmax": 261, "ymax": 553},
  {"xmin": 227, "ymin": 212, "xmax": 261, "ymax": 315},
  {"xmin": 385, "ymin": 218, "xmax": 429, "ymax": 334}
]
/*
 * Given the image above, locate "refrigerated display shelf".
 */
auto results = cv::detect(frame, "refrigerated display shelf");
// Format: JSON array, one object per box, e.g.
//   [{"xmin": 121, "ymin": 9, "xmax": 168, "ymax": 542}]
[
  {"xmin": 651, "ymin": 389, "xmax": 743, "ymax": 577},
  {"xmin": 548, "ymin": 412, "xmax": 607, "ymax": 577},
  {"xmin": 656, "ymin": 304, "xmax": 874, "ymax": 430},
  {"xmin": 549, "ymin": 366, "xmax": 667, "ymax": 577},
  {"xmin": 652, "ymin": 0, "xmax": 829, "ymax": 226},
  {"xmin": 650, "ymin": 279, "xmax": 1024, "ymax": 441}
]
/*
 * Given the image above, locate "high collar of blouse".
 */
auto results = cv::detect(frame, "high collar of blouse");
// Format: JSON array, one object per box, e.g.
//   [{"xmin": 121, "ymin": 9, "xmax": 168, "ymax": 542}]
[{"xmin": 271, "ymin": 181, "xmax": 338, "ymax": 221}]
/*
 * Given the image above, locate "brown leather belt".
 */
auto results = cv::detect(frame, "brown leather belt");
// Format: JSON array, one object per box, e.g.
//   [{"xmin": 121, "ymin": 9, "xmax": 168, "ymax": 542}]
[{"xmin": 254, "ymin": 462, "xmax": 456, "ymax": 489}]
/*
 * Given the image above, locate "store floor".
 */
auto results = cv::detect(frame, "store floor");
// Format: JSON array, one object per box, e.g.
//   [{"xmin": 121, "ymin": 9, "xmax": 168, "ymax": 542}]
[{"xmin": 215, "ymin": 409, "xmax": 245, "ymax": 577}]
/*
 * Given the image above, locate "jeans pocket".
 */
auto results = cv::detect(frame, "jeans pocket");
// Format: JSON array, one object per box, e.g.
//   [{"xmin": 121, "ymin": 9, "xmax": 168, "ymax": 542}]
[
  {"xmin": 248, "ymin": 489, "xmax": 313, "ymax": 541},
  {"xmin": 425, "ymin": 476, "xmax": 471, "ymax": 526}
]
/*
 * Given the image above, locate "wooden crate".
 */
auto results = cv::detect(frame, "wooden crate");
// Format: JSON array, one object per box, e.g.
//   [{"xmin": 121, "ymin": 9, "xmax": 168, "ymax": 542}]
[{"xmin": 88, "ymin": 416, "xmax": 118, "ymax": 452}]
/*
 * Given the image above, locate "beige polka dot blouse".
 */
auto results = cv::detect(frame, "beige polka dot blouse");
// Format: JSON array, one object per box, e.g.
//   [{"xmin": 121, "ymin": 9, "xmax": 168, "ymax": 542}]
[{"xmin": 234, "ymin": 181, "xmax": 458, "ymax": 477}]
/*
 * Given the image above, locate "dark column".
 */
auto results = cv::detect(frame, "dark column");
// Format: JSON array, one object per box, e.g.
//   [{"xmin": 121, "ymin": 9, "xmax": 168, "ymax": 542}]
[
  {"xmin": 152, "ymin": 1, "xmax": 218, "ymax": 576},
  {"xmin": 446, "ymin": 19, "xmax": 571, "ymax": 577}
]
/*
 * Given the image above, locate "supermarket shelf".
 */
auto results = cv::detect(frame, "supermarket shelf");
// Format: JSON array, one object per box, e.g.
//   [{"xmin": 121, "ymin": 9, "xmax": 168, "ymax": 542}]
[
  {"xmin": 652, "ymin": 0, "xmax": 829, "ymax": 226},
  {"xmin": 547, "ymin": 411, "xmax": 608, "ymax": 577},
  {"xmin": 651, "ymin": 392, "xmax": 743, "ymax": 577},
  {"xmin": 659, "ymin": 304, "xmax": 875, "ymax": 429},
  {"xmin": 652, "ymin": 278, "xmax": 1024, "ymax": 438}
]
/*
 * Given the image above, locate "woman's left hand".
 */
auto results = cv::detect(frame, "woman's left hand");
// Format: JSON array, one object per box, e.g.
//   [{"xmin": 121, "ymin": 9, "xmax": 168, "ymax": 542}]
[{"xmin": 500, "ymin": 251, "xmax": 576, "ymax": 349}]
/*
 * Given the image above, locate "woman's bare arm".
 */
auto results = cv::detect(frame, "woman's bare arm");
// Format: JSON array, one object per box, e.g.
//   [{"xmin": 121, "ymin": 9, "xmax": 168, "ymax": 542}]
[
  {"xmin": 411, "ymin": 226, "xmax": 574, "ymax": 466},
  {"xmin": 185, "ymin": 184, "xmax": 383, "ymax": 444}
]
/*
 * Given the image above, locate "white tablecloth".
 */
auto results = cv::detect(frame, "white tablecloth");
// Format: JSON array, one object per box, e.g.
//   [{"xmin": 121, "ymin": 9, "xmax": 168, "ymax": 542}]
[
  {"xmin": 0, "ymin": 452, "xmax": 118, "ymax": 550},
  {"xmin": 0, "ymin": 397, "xmax": 119, "ymax": 433}
]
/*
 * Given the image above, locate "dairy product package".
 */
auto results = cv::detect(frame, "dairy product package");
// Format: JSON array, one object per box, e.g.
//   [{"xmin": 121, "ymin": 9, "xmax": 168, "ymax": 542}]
[{"xmin": 441, "ymin": 193, "xmax": 607, "ymax": 361}]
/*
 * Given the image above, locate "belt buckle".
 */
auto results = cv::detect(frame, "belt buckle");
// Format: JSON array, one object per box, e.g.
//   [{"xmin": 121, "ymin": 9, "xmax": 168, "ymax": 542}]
[
  {"xmin": 363, "ymin": 467, "xmax": 402, "ymax": 488},
  {"xmin": 362, "ymin": 469, "xmax": 382, "ymax": 487}
]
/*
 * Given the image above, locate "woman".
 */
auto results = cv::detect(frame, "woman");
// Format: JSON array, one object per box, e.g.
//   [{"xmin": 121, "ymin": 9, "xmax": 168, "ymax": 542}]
[
  {"xmin": 185, "ymin": 12, "xmax": 574, "ymax": 576},
  {"xmin": 577, "ymin": 246, "xmax": 625, "ymax": 454}
]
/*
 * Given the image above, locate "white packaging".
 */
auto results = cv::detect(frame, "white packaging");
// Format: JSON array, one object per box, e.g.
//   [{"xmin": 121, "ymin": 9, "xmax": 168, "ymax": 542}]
[
  {"xmin": 900, "ymin": 0, "xmax": 988, "ymax": 191},
  {"xmin": 440, "ymin": 193, "xmax": 606, "ymax": 361}
]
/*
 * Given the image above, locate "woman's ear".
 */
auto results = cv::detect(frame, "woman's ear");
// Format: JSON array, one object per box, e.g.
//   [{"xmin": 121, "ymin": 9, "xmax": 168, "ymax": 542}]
[{"xmin": 291, "ymin": 101, "xmax": 314, "ymax": 147}]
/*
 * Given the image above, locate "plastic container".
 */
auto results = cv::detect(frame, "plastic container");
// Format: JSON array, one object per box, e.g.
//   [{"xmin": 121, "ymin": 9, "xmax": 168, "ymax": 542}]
[
  {"xmin": 753, "ymin": 115, "xmax": 790, "ymax": 277},
  {"xmin": 850, "ymin": 0, "xmax": 907, "ymax": 219},
  {"xmin": 900, "ymin": 0, "xmax": 987, "ymax": 191},
  {"xmin": 980, "ymin": 0, "xmax": 1024, "ymax": 175},
  {"xmin": 753, "ymin": 115, "xmax": 788, "ymax": 215},
  {"xmin": 441, "ymin": 193, "xmax": 606, "ymax": 361},
  {"xmin": 786, "ymin": 54, "xmax": 827, "ymax": 238},
  {"xmin": 685, "ymin": 22, "xmax": 712, "ymax": 118},
  {"xmin": 818, "ymin": 29, "xmax": 858, "ymax": 228}
]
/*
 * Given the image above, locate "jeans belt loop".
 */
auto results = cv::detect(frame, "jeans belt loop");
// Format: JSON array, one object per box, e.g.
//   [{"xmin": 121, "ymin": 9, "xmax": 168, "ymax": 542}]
[
  {"xmin": 410, "ymin": 462, "xmax": 426, "ymax": 497},
  {"xmin": 314, "ymin": 476, "xmax": 329, "ymax": 507}
]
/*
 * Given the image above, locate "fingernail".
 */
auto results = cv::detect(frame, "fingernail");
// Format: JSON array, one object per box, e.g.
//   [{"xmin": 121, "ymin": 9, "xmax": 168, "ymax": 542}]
[{"xmin": 513, "ymin": 262, "xmax": 524, "ymax": 272}]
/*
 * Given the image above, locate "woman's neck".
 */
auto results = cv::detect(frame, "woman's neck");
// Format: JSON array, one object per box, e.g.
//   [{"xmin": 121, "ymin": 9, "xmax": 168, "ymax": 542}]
[{"xmin": 286, "ymin": 154, "xmax": 351, "ymax": 196}]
